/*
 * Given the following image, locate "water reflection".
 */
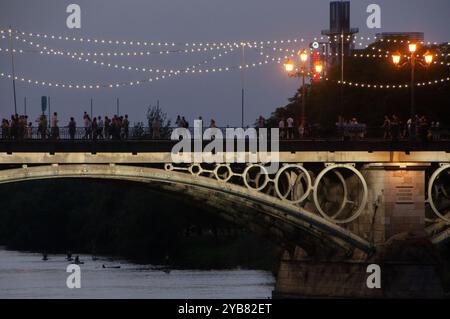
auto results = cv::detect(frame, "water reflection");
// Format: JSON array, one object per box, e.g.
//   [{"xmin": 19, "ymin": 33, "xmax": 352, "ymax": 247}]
[{"xmin": 0, "ymin": 249, "xmax": 275, "ymax": 299}]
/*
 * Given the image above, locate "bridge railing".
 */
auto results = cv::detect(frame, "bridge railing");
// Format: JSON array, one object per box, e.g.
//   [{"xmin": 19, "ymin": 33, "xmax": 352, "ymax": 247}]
[{"xmin": 1, "ymin": 125, "xmax": 449, "ymax": 141}]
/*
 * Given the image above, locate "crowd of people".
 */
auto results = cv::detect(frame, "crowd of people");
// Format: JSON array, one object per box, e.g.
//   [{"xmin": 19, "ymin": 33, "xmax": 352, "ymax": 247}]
[
  {"xmin": 0, "ymin": 112, "xmax": 446, "ymax": 142},
  {"xmin": 79, "ymin": 112, "xmax": 130, "ymax": 140},
  {"xmin": 257, "ymin": 115, "xmax": 340, "ymax": 140},
  {"xmin": 255, "ymin": 115, "xmax": 311, "ymax": 140},
  {"xmin": 1, "ymin": 114, "xmax": 33, "ymax": 140},
  {"xmin": 1, "ymin": 112, "xmax": 131, "ymax": 141},
  {"xmin": 175, "ymin": 115, "xmax": 217, "ymax": 129},
  {"xmin": 382, "ymin": 114, "xmax": 441, "ymax": 142}
]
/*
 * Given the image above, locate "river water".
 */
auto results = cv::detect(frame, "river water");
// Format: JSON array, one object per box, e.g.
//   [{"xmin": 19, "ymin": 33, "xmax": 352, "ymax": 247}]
[{"xmin": 0, "ymin": 249, "xmax": 275, "ymax": 299}]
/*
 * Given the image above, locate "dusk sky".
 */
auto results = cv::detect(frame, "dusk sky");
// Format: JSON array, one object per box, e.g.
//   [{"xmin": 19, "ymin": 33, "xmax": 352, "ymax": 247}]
[{"xmin": 1, "ymin": 0, "xmax": 449, "ymax": 126}]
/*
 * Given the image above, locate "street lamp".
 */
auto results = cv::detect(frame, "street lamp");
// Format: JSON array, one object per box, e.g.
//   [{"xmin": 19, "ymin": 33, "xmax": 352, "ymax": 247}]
[
  {"xmin": 424, "ymin": 51, "xmax": 434, "ymax": 65},
  {"xmin": 314, "ymin": 62, "xmax": 323, "ymax": 74},
  {"xmin": 284, "ymin": 59, "xmax": 295, "ymax": 73},
  {"xmin": 392, "ymin": 53, "xmax": 401, "ymax": 65},
  {"xmin": 297, "ymin": 50, "xmax": 309, "ymax": 122},
  {"xmin": 299, "ymin": 50, "xmax": 308, "ymax": 63},
  {"xmin": 392, "ymin": 43, "xmax": 433, "ymax": 141},
  {"xmin": 283, "ymin": 50, "xmax": 322, "ymax": 123}
]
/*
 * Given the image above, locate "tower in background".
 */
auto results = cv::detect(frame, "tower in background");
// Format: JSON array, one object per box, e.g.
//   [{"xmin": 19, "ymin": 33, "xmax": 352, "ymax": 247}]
[{"xmin": 321, "ymin": 1, "xmax": 359, "ymax": 63}]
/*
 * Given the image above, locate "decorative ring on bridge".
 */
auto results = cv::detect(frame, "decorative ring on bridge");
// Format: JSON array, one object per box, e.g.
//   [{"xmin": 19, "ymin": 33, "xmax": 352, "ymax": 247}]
[
  {"xmin": 243, "ymin": 164, "xmax": 269, "ymax": 191},
  {"xmin": 322, "ymin": 170, "xmax": 349, "ymax": 220},
  {"xmin": 274, "ymin": 164, "xmax": 312, "ymax": 204},
  {"xmin": 188, "ymin": 164, "xmax": 203, "ymax": 176},
  {"xmin": 213, "ymin": 164, "xmax": 233, "ymax": 183},
  {"xmin": 427, "ymin": 164, "xmax": 450, "ymax": 224},
  {"xmin": 164, "ymin": 164, "xmax": 174, "ymax": 171},
  {"xmin": 313, "ymin": 164, "xmax": 368, "ymax": 224}
]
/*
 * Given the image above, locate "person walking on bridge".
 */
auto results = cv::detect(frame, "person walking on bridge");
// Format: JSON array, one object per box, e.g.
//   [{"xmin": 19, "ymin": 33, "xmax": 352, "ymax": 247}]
[
  {"xmin": 51, "ymin": 112, "xmax": 59, "ymax": 140},
  {"xmin": 83, "ymin": 112, "xmax": 91, "ymax": 139},
  {"xmin": 68, "ymin": 117, "xmax": 76, "ymax": 140},
  {"xmin": 390, "ymin": 115, "xmax": 400, "ymax": 142},
  {"xmin": 97, "ymin": 116, "xmax": 104, "ymax": 140},
  {"xmin": 278, "ymin": 118, "xmax": 285, "ymax": 140},
  {"xmin": 382, "ymin": 115, "xmax": 391, "ymax": 140},
  {"xmin": 37, "ymin": 114, "xmax": 47, "ymax": 140},
  {"xmin": 104, "ymin": 116, "xmax": 111, "ymax": 140},
  {"xmin": 123, "ymin": 115, "xmax": 129, "ymax": 140},
  {"xmin": 286, "ymin": 116, "xmax": 294, "ymax": 139}
]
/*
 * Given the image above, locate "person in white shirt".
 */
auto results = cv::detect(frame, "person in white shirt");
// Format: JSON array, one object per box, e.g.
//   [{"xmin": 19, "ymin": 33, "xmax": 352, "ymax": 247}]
[
  {"xmin": 286, "ymin": 116, "xmax": 294, "ymax": 139},
  {"xmin": 97, "ymin": 116, "xmax": 104, "ymax": 139}
]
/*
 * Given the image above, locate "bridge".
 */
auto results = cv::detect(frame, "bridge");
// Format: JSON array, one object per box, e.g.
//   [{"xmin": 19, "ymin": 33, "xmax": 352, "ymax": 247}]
[{"xmin": 1, "ymin": 139, "xmax": 449, "ymax": 298}]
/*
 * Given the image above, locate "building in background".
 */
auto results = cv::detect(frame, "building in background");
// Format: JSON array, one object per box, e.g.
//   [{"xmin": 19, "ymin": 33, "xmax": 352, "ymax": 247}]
[{"xmin": 321, "ymin": 1, "xmax": 359, "ymax": 64}]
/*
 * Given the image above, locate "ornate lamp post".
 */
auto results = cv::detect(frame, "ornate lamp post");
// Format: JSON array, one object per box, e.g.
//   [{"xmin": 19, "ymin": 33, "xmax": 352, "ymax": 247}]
[
  {"xmin": 392, "ymin": 43, "xmax": 433, "ymax": 141},
  {"xmin": 284, "ymin": 51, "xmax": 323, "ymax": 123}
]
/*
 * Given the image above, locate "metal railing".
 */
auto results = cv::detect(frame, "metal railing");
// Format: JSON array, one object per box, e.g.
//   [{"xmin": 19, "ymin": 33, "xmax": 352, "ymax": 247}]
[{"xmin": 0, "ymin": 125, "xmax": 449, "ymax": 141}]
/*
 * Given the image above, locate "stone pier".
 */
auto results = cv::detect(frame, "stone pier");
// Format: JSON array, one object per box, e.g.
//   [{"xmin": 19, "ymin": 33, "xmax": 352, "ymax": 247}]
[{"xmin": 274, "ymin": 166, "xmax": 447, "ymax": 298}]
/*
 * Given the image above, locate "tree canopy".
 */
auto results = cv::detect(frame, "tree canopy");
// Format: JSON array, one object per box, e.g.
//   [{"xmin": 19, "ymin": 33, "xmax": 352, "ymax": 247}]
[{"xmin": 269, "ymin": 41, "xmax": 450, "ymax": 130}]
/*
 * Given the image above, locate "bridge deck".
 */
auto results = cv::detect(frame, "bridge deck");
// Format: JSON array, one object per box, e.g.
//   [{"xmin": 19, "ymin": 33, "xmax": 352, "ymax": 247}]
[
  {"xmin": 0, "ymin": 139, "xmax": 449, "ymax": 153},
  {"xmin": 0, "ymin": 140, "xmax": 449, "ymax": 164}
]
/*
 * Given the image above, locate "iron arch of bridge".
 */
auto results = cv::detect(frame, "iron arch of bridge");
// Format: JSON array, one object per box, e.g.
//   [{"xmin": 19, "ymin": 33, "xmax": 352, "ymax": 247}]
[{"xmin": 0, "ymin": 164, "xmax": 373, "ymax": 254}]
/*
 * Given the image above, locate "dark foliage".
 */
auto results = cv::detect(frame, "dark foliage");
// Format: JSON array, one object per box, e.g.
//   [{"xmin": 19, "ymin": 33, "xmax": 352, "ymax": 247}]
[{"xmin": 270, "ymin": 42, "xmax": 450, "ymax": 130}]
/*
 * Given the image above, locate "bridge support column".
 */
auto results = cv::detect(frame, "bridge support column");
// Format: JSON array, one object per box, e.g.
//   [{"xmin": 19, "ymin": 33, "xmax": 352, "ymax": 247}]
[{"xmin": 273, "ymin": 166, "xmax": 446, "ymax": 298}]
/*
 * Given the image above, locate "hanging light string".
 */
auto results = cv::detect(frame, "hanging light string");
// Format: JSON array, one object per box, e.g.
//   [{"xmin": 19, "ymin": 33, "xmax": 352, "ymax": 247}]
[
  {"xmin": 0, "ymin": 43, "xmax": 258, "ymax": 75},
  {"xmin": 0, "ymin": 50, "xmax": 295, "ymax": 90},
  {"xmin": 326, "ymin": 34, "xmax": 444, "ymax": 47},
  {"xmin": 5, "ymin": 42, "xmax": 450, "ymax": 68},
  {"xmin": 323, "ymin": 77, "xmax": 450, "ymax": 89},
  {"xmin": 266, "ymin": 44, "xmax": 450, "ymax": 65},
  {"xmin": 2, "ymin": 34, "xmax": 298, "ymax": 76},
  {"xmin": 13, "ymin": 35, "xmax": 238, "ymax": 75},
  {"xmin": 1, "ymin": 28, "xmax": 314, "ymax": 50},
  {"xmin": 262, "ymin": 48, "xmax": 449, "ymax": 86},
  {"xmin": 2, "ymin": 41, "xmax": 447, "ymax": 90},
  {"xmin": 2, "ymin": 28, "xmax": 446, "ymax": 52},
  {"xmin": 262, "ymin": 41, "xmax": 450, "ymax": 60},
  {"xmin": 1, "ymin": 33, "xmax": 238, "ymax": 56}
]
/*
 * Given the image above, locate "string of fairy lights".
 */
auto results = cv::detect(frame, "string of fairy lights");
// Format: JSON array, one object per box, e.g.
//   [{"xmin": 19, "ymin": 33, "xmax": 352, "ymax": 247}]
[
  {"xmin": 266, "ymin": 43, "xmax": 450, "ymax": 59},
  {"xmin": 0, "ymin": 27, "xmax": 448, "ymax": 90},
  {"xmin": 1, "ymin": 34, "xmax": 240, "ymax": 56},
  {"xmin": 0, "ymin": 46, "xmax": 296, "ymax": 90},
  {"xmin": 2, "ymin": 28, "xmax": 447, "ymax": 50},
  {"xmin": 323, "ymin": 77, "xmax": 450, "ymax": 89},
  {"xmin": 1, "ymin": 28, "xmax": 309, "ymax": 49},
  {"xmin": 11, "ymin": 35, "xmax": 238, "ymax": 75}
]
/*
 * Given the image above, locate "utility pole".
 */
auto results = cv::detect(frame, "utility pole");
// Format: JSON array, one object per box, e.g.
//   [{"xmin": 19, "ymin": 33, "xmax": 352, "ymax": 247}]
[
  {"xmin": 410, "ymin": 52, "xmax": 416, "ymax": 141},
  {"xmin": 240, "ymin": 42, "xmax": 245, "ymax": 127},
  {"xmin": 48, "ymin": 96, "xmax": 51, "ymax": 129},
  {"xmin": 8, "ymin": 26, "xmax": 17, "ymax": 115}
]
